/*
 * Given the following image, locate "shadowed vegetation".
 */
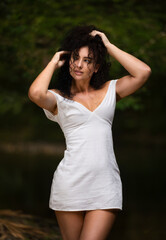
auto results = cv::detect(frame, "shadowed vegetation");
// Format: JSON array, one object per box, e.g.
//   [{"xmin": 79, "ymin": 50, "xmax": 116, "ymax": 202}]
[{"xmin": 0, "ymin": 210, "xmax": 61, "ymax": 240}]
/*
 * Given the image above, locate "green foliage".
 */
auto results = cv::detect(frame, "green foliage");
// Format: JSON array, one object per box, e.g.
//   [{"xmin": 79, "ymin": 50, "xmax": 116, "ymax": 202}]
[
  {"xmin": 117, "ymin": 95, "xmax": 144, "ymax": 111},
  {"xmin": 0, "ymin": 92, "xmax": 28, "ymax": 115}
]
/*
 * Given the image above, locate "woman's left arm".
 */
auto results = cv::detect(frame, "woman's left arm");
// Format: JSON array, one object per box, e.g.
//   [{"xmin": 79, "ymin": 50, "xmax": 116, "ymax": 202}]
[{"xmin": 90, "ymin": 30, "xmax": 152, "ymax": 100}]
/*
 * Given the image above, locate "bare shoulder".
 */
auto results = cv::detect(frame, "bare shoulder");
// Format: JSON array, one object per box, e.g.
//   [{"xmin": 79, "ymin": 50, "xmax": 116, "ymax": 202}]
[
  {"xmin": 101, "ymin": 80, "xmax": 111, "ymax": 90},
  {"xmin": 105, "ymin": 80, "xmax": 116, "ymax": 86},
  {"xmin": 95, "ymin": 80, "xmax": 112, "ymax": 97},
  {"xmin": 49, "ymin": 89, "xmax": 63, "ymax": 97},
  {"xmin": 105, "ymin": 80, "xmax": 112, "ymax": 86},
  {"xmin": 92, "ymin": 80, "xmax": 111, "ymax": 95},
  {"xmin": 104, "ymin": 80, "xmax": 117, "ymax": 89},
  {"xmin": 50, "ymin": 89, "xmax": 60, "ymax": 94}
]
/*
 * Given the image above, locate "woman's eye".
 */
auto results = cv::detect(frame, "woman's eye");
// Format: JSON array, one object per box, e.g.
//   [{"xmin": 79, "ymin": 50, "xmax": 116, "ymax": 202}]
[{"xmin": 85, "ymin": 59, "xmax": 91, "ymax": 63}]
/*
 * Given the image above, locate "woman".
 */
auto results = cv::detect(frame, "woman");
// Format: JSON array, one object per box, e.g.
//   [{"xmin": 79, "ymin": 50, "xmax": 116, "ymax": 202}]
[{"xmin": 28, "ymin": 25, "xmax": 151, "ymax": 240}]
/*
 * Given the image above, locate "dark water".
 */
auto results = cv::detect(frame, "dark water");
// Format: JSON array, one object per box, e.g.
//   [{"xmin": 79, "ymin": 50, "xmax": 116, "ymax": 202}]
[{"xmin": 0, "ymin": 142, "xmax": 165, "ymax": 240}]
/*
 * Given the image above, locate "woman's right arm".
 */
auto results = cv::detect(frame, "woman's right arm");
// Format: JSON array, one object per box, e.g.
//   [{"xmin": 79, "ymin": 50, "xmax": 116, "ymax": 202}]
[{"xmin": 28, "ymin": 51, "xmax": 67, "ymax": 114}]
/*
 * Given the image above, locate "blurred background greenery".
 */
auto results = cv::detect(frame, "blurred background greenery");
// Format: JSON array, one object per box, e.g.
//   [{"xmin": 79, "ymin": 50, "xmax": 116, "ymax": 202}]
[{"xmin": 0, "ymin": 0, "xmax": 166, "ymax": 239}]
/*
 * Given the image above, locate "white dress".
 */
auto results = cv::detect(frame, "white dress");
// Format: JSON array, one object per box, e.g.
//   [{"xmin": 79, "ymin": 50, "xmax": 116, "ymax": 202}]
[{"xmin": 43, "ymin": 79, "xmax": 122, "ymax": 211}]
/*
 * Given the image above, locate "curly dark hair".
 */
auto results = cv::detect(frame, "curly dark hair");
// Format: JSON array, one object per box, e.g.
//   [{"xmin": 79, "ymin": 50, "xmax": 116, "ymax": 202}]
[{"xmin": 55, "ymin": 25, "xmax": 111, "ymax": 99}]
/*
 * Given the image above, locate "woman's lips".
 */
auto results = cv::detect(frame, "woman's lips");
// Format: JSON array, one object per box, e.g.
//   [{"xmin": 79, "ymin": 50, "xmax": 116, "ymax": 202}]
[{"xmin": 74, "ymin": 70, "xmax": 83, "ymax": 75}]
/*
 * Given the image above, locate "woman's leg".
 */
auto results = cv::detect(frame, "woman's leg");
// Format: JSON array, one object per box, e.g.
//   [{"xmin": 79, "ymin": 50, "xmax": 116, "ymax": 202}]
[
  {"xmin": 79, "ymin": 209, "xmax": 118, "ymax": 240},
  {"xmin": 55, "ymin": 210, "xmax": 85, "ymax": 240}
]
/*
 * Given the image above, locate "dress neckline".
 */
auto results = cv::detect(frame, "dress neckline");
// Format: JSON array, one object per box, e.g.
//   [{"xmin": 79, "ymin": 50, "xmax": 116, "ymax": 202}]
[{"xmin": 49, "ymin": 80, "xmax": 112, "ymax": 113}]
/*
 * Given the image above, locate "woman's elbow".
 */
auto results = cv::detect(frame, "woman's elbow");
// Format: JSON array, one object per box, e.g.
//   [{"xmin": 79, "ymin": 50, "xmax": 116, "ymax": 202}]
[
  {"xmin": 141, "ymin": 66, "xmax": 152, "ymax": 82},
  {"xmin": 28, "ymin": 87, "xmax": 35, "ymax": 102},
  {"xmin": 145, "ymin": 66, "xmax": 152, "ymax": 76},
  {"xmin": 28, "ymin": 87, "xmax": 42, "ymax": 103}
]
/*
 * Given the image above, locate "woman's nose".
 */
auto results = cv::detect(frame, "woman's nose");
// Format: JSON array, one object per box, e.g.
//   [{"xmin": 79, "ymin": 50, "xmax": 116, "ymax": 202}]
[{"xmin": 76, "ymin": 59, "xmax": 83, "ymax": 68}]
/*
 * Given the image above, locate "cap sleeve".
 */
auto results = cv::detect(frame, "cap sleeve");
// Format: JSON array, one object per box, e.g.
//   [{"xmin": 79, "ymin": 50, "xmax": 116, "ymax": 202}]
[
  {"xmin": 109, "ymin": 79, "xmax": 118, "ymax": 104},
  {"xmin": 42, "ymin": 90, "xmax": 58, "ymax": 122}
]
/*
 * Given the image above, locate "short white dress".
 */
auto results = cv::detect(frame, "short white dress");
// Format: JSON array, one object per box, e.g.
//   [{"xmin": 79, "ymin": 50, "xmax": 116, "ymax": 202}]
[{"xmin": 43, "ymin": 79, "xmax": 122, "ymax": 211}]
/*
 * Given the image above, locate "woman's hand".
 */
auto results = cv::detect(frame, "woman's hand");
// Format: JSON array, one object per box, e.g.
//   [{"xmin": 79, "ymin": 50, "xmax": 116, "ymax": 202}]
[
  {"xmin": 51, "ymin": 50, "xmax": 70, "ymax": 68},
  {"xmin": 89, "ymin": 30, "xmax": 110, "ymax": 47}
]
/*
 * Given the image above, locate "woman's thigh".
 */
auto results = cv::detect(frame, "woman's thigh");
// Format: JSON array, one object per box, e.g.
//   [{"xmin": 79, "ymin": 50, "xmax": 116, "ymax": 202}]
[
  {"xmin": 55, "ymin": 210, "xmax": 86, "ymax": 240},
  {"xmin": 79, "ymin": 209, "xmax": 118, "ymax": 240}
]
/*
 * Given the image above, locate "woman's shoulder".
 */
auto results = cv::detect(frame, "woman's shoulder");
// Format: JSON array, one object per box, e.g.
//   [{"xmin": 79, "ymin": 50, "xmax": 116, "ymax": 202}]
[
  {"xmin": 102, "ymin": 80, "xmax": 112, "ymax": 89},
  {"xmin": 49, "ymin": 89, "xmax": 68, "ymax": 100},
  {"xmin": 105, "ymin": 80, "xmax": 112, "ymax": 85},
  {"xmin": 49, "ymin": 89, "xmax": 61, "ymax": 95}
]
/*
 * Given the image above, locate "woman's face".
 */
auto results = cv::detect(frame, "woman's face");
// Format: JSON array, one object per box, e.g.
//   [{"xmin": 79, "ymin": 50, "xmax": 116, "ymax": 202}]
[{"xmin": 69, "ymin": 46, "xmax": 99, "ymax": 82}]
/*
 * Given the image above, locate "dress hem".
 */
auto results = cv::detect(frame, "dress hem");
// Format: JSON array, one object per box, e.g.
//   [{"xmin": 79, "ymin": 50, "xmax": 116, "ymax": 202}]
[{"xmin": 49, "ymin": 206, "xmax": 123, "ymax": 212}]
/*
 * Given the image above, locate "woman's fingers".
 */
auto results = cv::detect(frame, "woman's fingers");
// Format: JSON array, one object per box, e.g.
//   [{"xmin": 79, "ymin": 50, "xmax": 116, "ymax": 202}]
[
  {"xmin": 59, "ymin": 50, "xmax": 70, "ymax": 55},
  {"xmin": 89, "ymin": 30, "xmax": 103, "ymax": 37},
  {"xmin": 51, "ymin": 51, "xmax": 70, "ymax": 67},
  {"xmin": 59, "ymin": 51, "xmax": 71, "ymax": 61},
  {"xmin": 89, "ymin": 30, "xmax": 110, "ymax": 47}
]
